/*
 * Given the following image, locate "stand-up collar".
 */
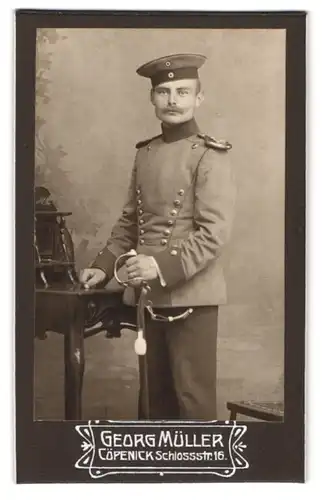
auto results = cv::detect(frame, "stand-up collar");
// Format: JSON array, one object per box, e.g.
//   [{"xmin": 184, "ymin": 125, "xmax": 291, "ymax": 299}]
[{"xmin": 161, "ymin": 118, "xmax": 200, "ymax": 143}]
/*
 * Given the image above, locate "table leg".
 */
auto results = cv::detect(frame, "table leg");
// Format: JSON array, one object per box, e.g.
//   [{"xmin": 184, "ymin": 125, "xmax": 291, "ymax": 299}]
[
  {"xmin": 64, "ymin": 295, "xmax": 85, "ymax": 420},
  {"xmin": 230, "ymin": 410, "xmax": 237, "ymax": 420}
]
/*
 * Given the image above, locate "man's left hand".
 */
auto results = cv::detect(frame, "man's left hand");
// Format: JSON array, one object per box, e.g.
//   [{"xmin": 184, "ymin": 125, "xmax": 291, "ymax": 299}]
[{"xmin": 126, "ymin": 254, "xmax": 158, "ymax": 282}]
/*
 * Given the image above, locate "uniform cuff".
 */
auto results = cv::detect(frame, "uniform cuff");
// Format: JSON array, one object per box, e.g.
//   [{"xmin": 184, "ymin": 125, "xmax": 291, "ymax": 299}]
[
  {"xmin": 153, "ymin": 247, "xmax": 186, "ymax": 288},
  {"xmin": 91, "ymin": 247, "xmax": 117, "ymax": 281}
]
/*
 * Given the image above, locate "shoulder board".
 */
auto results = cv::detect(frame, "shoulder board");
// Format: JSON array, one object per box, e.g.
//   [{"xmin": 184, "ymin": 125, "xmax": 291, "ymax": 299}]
[
  {"xmin": 197, "ymin": 133, "xmax": 232, "ymax": 151},
  {"xmin": 136, "ymin": 134, "xmax": 162, "ymax": 149}
]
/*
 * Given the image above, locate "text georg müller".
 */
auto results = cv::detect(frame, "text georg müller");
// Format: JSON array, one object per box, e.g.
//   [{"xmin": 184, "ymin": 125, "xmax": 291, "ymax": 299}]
[{"xmin": 96, "ymin": 430, "xmax": 227, "ymax": 462}]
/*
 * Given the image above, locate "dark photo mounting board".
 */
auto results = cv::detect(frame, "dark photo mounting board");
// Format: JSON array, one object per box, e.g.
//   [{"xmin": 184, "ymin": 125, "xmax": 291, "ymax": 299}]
[{"xmin": 15, "ymin": 10, "xmax": 306, "ymax": 483}]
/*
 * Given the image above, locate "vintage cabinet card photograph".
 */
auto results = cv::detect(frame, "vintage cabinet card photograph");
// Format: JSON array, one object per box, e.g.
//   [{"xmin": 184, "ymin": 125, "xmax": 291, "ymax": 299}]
[{"xmin": 15, "ymin": 9, "xmax": 306, "ymax": 483}]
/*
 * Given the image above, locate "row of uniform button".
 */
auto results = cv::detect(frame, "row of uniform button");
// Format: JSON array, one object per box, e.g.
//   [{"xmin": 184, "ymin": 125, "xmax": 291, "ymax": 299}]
[
  {"xmin": 136, "ymin": 188, "xmax": 184, "ymax": 198},
  {"xmin": 136, "ymin": 189, "xmax": 145, "ymax": 245},
  {"xmin": 139, "ymin": 228, "xmax": 171, "ymax": 236},
  {"xmin": 136, "ymin": 187, "xmax": 184, "ymax": 193},
  {"xmin": 138, "ymin": 236, "xmax": 170, "ymax": 245},
  {"xmin": 138, "ymin": 202, "xmax": 181, "ymax": 212},
  {"xmin": 136, "ymin": 187, "xmax": 185, "ymax": 246},
  {"xmin": 139, "ymin": 218, "xmax": 174, "ymax": 226},
  {"xmin": 138, "ymin": 211, "xmax": 178, "ymax": 224},
  {"xmin": 139, "ymin": 239, "xmax": 169, "ymax": 245},
  {"xmin": 138, "ymin": 215, "xmax": 175, "ymax": 243},
  {"xmin": 135, "ymin": 188, "xmax": 146, "ymax": 245}
]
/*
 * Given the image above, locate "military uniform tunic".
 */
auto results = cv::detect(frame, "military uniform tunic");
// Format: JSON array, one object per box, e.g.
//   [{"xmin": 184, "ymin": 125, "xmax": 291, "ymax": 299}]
[
  {"xmin": 92, "ymin": 118, "xmax": 236, "ymax": 419},
  {"xmin": 93, "ymin": 118, "xmax": 236, "ymax": 305}
]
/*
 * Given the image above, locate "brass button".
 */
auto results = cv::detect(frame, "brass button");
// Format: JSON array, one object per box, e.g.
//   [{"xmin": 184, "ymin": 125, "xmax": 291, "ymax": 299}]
[
  {"xmin": 139, "ymin": 238, "xmax": 145, "ymax": 244},
  {"xmin": 164, "ymin": 229, "xmax": 170, "ymax": 236},
  {"xmin": 170, "ymin": 249, "xmax": 178, "ymax": 256},
  {"xmin": 161, "ymin": 239, "xmax": 167, "ymax": 245},
  {"xmin": 139, "ymin": 219, "xmax": 144, "ymax": 225},
  {"xmin": 137, "ymin": 199, "xmax": 142, "ymax": 205},
  {"xmin": 192, "ymin": 143, "xmax": 199, "ymax": 149},
  {"xmin": 174, "ymin": 200, "xmax": 181, "ymax": 207},
  {"xmin": 178, "ymin": 189, "xmax": 184, "ymax": 196},
  {"xmin": 140, "ymin": 229, "xmax": 145, "ymax": 235},
  {"xmin": 170, "ymin": 209, "xmax": 177, "ymax": 216},
  {"xmin": 138, "ymin": 209, "xmax": 143, "ymax": 215},
  {"xmin": 167, "ymin": 220, "xmax": 174, "ymax": 226},
  {"xmin": 136, "ymin": 188, "xmax": 141, "ymax": 195}
]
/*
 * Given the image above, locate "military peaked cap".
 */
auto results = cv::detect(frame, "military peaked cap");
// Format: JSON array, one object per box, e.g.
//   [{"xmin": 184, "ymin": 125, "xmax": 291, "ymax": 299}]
[{"xmin": 136, "ymin": 53, "xmax": 207, "ymax": 87}]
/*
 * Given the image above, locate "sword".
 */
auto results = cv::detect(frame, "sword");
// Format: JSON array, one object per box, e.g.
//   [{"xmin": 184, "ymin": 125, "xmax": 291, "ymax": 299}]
[
  {"xmin": 114, "ymin": 249, "xmax": 151, "ymax": 418},
  {"xmin": 113, "ymin": 249, "xmax": 194, "ymax": 419},
  {"xmin": 113, "ymin": 249, "xmax": 151, "ymax": 355}
]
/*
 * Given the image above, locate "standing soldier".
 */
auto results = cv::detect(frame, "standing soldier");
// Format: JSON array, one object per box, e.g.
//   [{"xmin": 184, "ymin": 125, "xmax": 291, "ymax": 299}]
[{"xmin": 80, "ymin": 53, "xmax": 236, "ymax": 420}]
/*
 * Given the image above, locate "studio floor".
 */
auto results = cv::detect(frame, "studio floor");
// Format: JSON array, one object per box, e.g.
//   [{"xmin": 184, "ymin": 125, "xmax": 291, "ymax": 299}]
[{"xmin": 34, "ymin": 305, "xmax": 284, "ymax": 422}]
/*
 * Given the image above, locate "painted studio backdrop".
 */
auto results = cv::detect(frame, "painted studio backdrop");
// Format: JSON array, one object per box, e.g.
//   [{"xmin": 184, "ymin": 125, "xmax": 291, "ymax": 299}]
[{"xmin": 35, "ymin": 28, "xmax": 285, "ymax": 420}]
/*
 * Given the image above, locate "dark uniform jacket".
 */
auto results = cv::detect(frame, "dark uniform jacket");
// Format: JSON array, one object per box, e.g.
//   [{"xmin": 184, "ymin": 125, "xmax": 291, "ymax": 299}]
[{"xmin": 92, "ymin": 118, "xmax": 236, "ymax": 307}]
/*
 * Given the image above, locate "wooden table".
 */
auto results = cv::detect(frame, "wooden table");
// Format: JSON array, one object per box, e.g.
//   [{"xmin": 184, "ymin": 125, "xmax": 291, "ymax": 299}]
[
  {"xmin": 33, "ymin": 200, "xmax": 139, "ymax": 420},
  {"xmin": 35, "ymin": 285, "xmax": 136, "ymax": 421}
]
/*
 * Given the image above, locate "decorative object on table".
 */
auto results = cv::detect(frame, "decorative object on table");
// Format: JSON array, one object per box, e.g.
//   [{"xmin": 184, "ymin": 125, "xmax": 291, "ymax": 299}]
[{"xmin": 34, "ymin": 186, "xmax": 136, "ymax": 340}]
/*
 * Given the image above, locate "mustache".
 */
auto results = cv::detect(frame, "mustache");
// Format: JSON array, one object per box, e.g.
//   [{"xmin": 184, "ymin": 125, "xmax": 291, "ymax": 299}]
[{"xmin": 165, "ymin": 107, "xmax": 183, "ymax": 113}]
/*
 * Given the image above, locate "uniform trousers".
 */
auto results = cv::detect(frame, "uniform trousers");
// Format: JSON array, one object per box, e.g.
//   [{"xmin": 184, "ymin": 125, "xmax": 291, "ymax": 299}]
[{"xmin": 138, "ymin": 305, "xmax": 218, "ymax": 420}]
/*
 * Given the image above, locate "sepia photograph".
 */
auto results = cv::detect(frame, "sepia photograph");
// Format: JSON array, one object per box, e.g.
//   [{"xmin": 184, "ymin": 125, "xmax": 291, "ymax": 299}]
[
  {"xmin": 14, "ymin": 8, "xmax": 307, "ymax": 483},
  {"xmin": 34, "ymin": 26, "xmax": 285, "ymax": 423}
]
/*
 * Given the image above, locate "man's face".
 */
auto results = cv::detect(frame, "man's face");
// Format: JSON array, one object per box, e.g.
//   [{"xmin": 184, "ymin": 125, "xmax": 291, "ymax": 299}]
[{"xmin": 150, "ymin": 79, "xmax": 204, "ymax": 126}]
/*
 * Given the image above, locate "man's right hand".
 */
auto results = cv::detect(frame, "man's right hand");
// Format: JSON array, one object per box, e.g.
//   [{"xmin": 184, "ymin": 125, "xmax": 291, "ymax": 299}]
[{"xmin": 79, "ymin": 268, "xmax": 107, "ymax": 289}]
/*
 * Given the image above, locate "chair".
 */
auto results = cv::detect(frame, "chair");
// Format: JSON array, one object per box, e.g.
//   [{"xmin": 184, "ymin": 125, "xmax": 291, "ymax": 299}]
[{"xmin": 226, "ymin": 400, "xmax": 284, "ymax": 422}]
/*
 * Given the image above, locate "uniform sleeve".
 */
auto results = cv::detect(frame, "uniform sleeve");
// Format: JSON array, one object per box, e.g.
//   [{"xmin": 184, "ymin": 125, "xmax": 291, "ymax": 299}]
[
  {"xmin": 91, "ymin": 162, "xmax": 138, "ymax": 280},
  {"xmin": 153, "ymin": 148, "xmax": 236, "ymax": 288}
]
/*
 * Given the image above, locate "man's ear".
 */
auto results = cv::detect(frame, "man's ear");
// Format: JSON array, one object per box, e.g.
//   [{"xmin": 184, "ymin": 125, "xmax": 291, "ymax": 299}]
[
  {"xmin": 195, "ymin": 90, "xmax": 205, "ymax": 108},
  {"xmin": 150, "ymin": 88, "xmax": 155, "ymax": 105}
]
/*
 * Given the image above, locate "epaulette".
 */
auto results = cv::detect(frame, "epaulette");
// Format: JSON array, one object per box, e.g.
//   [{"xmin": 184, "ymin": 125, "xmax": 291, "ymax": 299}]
[
  {"xmin": 136, "ymin": 134, "xmax": 162, "ymax": 149},
  {"xmin": 198, "ymin": 133, "xmax": 232, "ymax": 151}
]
